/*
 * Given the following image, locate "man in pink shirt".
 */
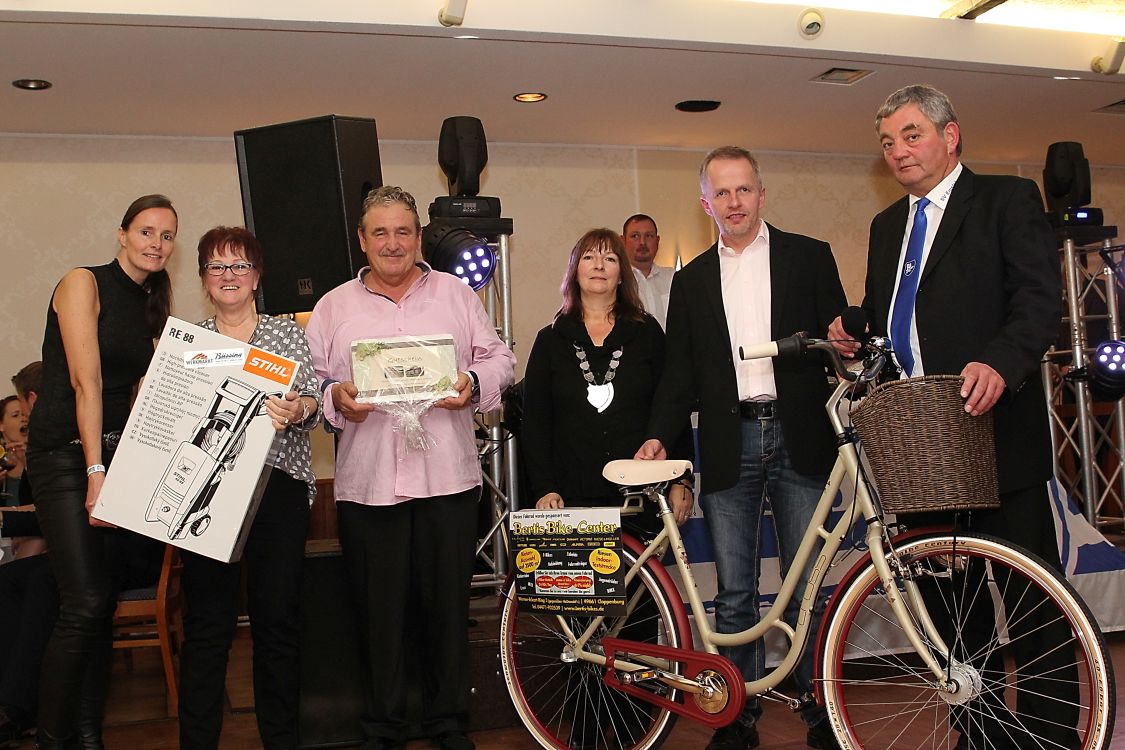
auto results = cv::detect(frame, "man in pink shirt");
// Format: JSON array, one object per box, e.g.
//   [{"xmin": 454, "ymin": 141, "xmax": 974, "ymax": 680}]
[{"xmin": 305, "ymin": 186, "xmax": 515, "ymax": 750}]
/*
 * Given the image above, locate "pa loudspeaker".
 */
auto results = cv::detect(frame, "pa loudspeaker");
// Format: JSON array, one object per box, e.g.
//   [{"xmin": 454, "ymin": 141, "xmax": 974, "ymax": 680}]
[{"xmin": 235, "ymin": 115, "xmax": 382, "ymax": 313}]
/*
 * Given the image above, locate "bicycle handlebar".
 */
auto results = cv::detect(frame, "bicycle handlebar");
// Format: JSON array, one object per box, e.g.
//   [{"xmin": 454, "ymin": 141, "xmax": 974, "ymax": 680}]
[{"xmin": 740, "ymin": 332, "xmax": 890, "ymax": 384}]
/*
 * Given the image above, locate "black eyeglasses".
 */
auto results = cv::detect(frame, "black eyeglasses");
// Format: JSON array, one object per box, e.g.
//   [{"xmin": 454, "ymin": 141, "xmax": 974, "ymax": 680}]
[{"xmin": 203, "ymin": 262, "xmax": 254, "ymax": 276}]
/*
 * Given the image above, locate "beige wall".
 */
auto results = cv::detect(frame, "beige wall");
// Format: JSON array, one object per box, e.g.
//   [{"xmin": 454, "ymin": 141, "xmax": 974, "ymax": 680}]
[{"xmin": 3, "ymin": 134, "xmax": 1125, "ymax": 476}]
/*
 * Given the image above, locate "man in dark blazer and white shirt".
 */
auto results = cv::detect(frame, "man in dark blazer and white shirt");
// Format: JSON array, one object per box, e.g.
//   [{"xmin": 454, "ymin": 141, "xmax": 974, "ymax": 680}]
[
  {"xmin": 829, "ymin": 84, "xmax": 1076, "ymax": 750},
  {"xmin": 637, "ymin": 146, "xmax": 846, "ymax": 750}
]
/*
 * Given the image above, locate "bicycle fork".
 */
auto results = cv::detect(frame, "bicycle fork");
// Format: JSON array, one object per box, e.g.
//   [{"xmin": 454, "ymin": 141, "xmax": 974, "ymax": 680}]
[{"xmin": 868, "ymin": 522, "xmax": 982, "ymax": 702}]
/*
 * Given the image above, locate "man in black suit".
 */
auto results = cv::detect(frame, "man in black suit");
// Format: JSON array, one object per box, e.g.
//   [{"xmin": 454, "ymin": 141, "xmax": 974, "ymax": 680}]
[
  {"xmin": 637, "ymin": 146, "xmax": 846, "ymax": 750},
  {"xmin": 829, "ymin": 84, "xmax": 1076, "ymax": 749}
]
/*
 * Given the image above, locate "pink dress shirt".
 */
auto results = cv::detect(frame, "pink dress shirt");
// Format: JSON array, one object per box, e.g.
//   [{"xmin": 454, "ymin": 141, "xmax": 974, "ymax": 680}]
[{"xmin": 305, "ymin": 264, "xmax": 516, "ymax": 506}]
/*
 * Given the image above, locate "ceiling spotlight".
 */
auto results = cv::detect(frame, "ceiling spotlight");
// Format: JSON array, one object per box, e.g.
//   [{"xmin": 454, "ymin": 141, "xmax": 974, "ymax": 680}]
[
  {"xmin": 1092, "ymin": 37, "xmax": 1124, "ymax": 76},
  {"xmin": 675, "ymin": 100, "xmax": 721, "ymax": 113},
  {"xmin": 422, "ymin": 225, "xmax": 497, "ymax": 290},
  {"xmin": 513, "ymin": 92, "xmax": 547, "ymax": 103},
  {"xmin": 438, "ymin": 0, "xmax": 467, "ymax": 27},
  {"xmin": 798, "ymin": 9, "xmax": 824, "ymax": 39},
  {"xmin": 12, "ymin": 79, "xmax": 52, "ymax": 91}
]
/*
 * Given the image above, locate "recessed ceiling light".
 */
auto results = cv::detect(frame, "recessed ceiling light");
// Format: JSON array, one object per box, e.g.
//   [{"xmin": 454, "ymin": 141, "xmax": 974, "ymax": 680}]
[
  {"xmin": 12, "ymin": 78, "xmax": 52, "ymax": 91},
  {"xmin": 454, "ymin": 35, "xmax": 479, "ymax": 39},
  {"xmin": 1053, "ymin": 76, "xmax": 1082, "ymax": 81},
  {"xmin": 675, "ymin": 100, "xmax": 721, "ymax": 113},
  {"xmin": 513, "ymin": 92, "xmax": 547, "ymax": 103}
]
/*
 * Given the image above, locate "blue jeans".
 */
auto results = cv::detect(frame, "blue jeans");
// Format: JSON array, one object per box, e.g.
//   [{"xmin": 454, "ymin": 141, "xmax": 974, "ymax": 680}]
[{"xmin": 700, "ymin": 415, "xmax": 828, "ymax": 728}]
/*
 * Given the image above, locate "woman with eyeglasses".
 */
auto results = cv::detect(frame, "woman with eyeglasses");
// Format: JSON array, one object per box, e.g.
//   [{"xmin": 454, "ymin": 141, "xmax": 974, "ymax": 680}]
[
  {"xmin": 178, "ymin": 226, "xmax": 321, "ymax": 750},
  {"xmin": 26, "ymin": 195, "xmax": 178, "ymax": 749}
]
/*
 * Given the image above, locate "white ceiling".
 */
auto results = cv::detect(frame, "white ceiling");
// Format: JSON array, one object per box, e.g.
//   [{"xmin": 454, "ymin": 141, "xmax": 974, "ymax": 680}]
[{"xmin": 0, "ymin": 1, "xmax": 1123, "ymax": 165}]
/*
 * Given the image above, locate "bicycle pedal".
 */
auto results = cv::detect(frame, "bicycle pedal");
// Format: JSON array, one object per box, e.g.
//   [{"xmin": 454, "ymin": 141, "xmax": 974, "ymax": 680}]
[{"xmin": 619, "ymin": 669, "xmax": 658, "ymax": 684}]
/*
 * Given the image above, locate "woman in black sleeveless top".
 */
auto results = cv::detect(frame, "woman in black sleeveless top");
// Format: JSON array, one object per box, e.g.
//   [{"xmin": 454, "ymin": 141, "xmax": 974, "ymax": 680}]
[{"xmin": 27, "ymin": 195, "xmax": 178, "ymax": 750}]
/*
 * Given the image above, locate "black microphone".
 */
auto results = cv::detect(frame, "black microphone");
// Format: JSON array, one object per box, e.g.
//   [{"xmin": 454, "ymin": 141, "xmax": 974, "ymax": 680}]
[{"xmin": 840, "ymin": 306, "xmax": 870, "ymax": 342}]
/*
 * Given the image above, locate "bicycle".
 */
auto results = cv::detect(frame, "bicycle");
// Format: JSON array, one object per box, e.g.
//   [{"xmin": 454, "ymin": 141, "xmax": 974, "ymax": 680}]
[{"xmin": 498, "ymin": 332, "xmax": 1115, "ymax": 750}]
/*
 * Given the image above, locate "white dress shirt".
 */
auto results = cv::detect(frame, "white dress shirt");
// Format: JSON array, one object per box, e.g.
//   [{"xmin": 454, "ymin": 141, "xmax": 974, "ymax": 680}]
[
  {"xmin": 633, "ymin": 263, "xmax": 674, "ymax": 329},
  {"xmin": 719, "ymin": 222, "xmax": 775, "ymax": 401},
  {"xmin": 887, "ymin": 162, "xmax": 964, "ymax": 377}
]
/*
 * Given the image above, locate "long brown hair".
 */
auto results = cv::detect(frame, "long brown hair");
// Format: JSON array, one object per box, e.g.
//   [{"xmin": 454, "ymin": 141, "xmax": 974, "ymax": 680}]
[
  {"xmin": 120, "ymin": 194, "xmax": 177, "ymax": 337},
  {"xmin": 555, "ymin": 228, "xmax": 645, "ymax": 324}
]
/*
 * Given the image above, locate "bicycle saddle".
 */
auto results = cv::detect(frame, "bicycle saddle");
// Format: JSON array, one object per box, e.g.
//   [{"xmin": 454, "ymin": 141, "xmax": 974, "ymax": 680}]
[{"xmin": 602, "ymin": 459, "xmax": 693, "ymax": 487}]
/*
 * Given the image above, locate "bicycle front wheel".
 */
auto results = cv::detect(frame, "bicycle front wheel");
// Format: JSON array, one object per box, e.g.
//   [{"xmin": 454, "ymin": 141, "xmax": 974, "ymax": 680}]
[
  {"xmin": 499, "ymin": 543, "xmax": 689, "ymax": 750},
  {"xmin": 820, "ymin": 532, "xmax": 1114, "ymax": 750}
]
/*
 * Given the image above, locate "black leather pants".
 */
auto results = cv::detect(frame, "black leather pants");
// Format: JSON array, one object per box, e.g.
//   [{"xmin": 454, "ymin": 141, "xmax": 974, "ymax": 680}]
[{"xmin": 27, "ymin": 445, "xmax": 115, "ymax": 746}]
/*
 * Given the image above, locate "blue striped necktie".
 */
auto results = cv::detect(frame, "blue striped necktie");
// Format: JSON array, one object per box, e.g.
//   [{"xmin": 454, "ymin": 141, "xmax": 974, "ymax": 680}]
[{"xmin": 890, "ymin": 197, "xmax": 930, "ymax": 376}]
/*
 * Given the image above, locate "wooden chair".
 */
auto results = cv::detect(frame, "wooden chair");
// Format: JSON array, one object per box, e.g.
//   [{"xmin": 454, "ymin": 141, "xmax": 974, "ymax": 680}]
[{"xmin": 112, "ymin": 545, "xmax": 183, "ymax": 716}]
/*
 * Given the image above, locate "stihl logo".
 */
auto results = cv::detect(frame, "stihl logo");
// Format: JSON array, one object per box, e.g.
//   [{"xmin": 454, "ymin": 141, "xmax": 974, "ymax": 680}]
[
  {"xmin": 250, "ymin": 357, "xmax": 286, "ymax": 374},
  {"xmin": 243, "ymin": 348, "xmax": 294, "ymax": 385}
]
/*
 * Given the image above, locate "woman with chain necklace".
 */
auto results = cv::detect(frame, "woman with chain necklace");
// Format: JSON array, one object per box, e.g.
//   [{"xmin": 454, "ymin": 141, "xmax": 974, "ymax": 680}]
[
  {"xmin": 521, "ymin": 228, "xmax": 693, "ymax": 749},
  {"xmin": 522, "ymin": 228, "xmax": 693, "ymax": 524}
]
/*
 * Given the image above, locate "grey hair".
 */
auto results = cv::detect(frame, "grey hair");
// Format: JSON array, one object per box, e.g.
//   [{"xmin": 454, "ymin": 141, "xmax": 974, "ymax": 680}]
[
  {"xmin": 359, "ymin": 185, "xmax": 421, "ymax": 231},
  {"xmin": 875, "ymin": 84, "xmax": 962, "ymax": 156},
  {"xmin": 699, "ymin": 146, "xmax": 764, "ymax": 190}
]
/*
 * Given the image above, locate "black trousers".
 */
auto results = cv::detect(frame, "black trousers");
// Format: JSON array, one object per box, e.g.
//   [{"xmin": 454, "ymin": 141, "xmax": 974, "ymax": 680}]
[
  {"xmin": 0, "ymin": 553, "xmax": 57, "ymax": 719},
  {"xmin": 178, "ymin": 469, "xmax": 310, "ymax": 750},
  {"xmin": 915, "ymin": 482, "xmax": 1080, "ymax": 750},
  {"xmin": 27, "ymin": 444, "xmax": 163, "ymax": 741},
  {"xmin": 28, "ymin": 444, "xmax": 116, "ymax": 742},
  {"xmin": 336, "ymin": 488, "xmax": 479, "ymax": 745}
]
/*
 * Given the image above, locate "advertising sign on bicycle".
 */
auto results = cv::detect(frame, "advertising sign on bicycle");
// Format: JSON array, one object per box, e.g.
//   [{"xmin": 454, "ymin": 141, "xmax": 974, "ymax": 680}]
[{"xmin": 510, "ymin": 507, "xmax": 625, "ymax": 615}]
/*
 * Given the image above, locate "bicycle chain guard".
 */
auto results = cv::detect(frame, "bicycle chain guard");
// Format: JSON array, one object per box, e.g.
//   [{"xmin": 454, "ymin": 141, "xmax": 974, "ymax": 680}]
[{"xmin": 601, "ymin": 637, "xmax": 746, "ymax": 728}]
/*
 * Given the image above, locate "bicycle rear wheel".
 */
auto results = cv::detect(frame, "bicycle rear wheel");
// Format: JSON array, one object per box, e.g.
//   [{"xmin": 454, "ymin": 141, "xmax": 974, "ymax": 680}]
[
  {"xmin": 820, "ymin": 532, "xmax": 1114, "ymax": 750},
  {"xmin": 499, "ymin": 544, "xmax": 688, "ymax": 750}
]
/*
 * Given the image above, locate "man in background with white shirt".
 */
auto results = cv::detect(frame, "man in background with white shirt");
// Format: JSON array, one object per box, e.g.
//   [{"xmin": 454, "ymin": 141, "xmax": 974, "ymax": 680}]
[
  {"xmin": 621, "ymin": 214, "xmax": 674, "ymax": 328},
  {"xmin": 637, "ymin": 146, "xmax": 846, "ymax": 750}
]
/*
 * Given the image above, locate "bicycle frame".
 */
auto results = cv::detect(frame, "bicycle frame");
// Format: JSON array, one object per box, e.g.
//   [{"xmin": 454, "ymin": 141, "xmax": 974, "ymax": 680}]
[{"xmin": 562, "ymin": 355, "xmax": 956, "ymax": 707}]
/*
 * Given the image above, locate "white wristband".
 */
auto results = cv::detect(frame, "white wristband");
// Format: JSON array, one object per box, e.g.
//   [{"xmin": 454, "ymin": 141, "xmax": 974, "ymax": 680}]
[{"xmin": 86, "ymin": 464, "xmax": 106, "ymax": 477}]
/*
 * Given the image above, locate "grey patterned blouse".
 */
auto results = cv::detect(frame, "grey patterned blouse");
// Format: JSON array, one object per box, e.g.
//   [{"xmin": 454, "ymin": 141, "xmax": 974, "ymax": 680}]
[{"xmin": 197, "ymin": 315, "xmax": 321, "ymax": 504}]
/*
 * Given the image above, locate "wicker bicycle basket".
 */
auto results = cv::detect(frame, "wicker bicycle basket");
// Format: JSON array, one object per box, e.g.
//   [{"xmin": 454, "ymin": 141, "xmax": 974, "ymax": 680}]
[{"xmin": 849, "ymin": 375, "xmax": 999, "ymax": 514}]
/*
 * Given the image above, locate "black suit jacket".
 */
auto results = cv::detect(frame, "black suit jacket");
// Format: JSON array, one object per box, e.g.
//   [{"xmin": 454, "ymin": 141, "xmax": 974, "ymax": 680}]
[
  {"xmin": 861, "ymin": 167, "xmax": 1061, "ymax": 493},
  {"xmin": 648, "ymin": 224, "xmax": 847, "ymax": 493}
]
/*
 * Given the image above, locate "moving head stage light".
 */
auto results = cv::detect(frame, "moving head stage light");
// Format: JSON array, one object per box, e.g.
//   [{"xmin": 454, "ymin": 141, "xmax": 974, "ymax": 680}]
[
  {"xmin": 1044, "ymin": 141, "xmax": 1103, "ymax": 228},
  {"xmin": 1047, "ymin": 141, "xmax": 1123, "ymax": 401},
  {"xmin": 422, "ymin": 116, "xmax": 512, "ymax": 290}
]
